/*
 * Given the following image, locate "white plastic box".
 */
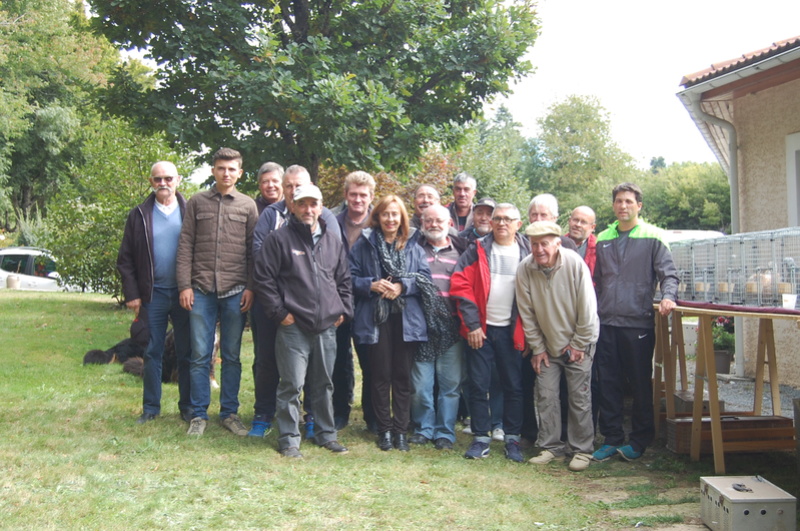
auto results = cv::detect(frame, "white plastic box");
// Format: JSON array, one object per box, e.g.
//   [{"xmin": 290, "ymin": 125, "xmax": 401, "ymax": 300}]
[{"xmin": 701, "ymin": 476, "xmax": 796, "ymax": 531}]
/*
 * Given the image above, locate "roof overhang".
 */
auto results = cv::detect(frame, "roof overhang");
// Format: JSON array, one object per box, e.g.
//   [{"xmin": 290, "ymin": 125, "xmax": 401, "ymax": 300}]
[{"xmin": 677, "ymin": 38, "xmax": 800, "ymax": 173}]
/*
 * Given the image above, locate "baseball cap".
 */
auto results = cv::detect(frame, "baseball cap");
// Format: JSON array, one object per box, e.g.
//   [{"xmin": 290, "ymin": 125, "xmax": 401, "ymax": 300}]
[{"xmin": 293, "ymin": 184, "xmax": 323, "ymax": 202}]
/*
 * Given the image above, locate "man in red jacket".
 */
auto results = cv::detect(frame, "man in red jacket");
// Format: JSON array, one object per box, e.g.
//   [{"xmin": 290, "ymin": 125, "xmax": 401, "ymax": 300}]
[
  {"xmin": 567, "ymin": 206, "xmax": 597, "ymax": 276},
  {"xmin": 450, "ymin": 203, "xmax": 530, "ymax": 463}
]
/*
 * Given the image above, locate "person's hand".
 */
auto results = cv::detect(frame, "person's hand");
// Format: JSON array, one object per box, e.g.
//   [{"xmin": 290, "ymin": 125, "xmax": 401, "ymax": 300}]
[
  {"xmin": 564, "ymin": 345, "xmax": 585, "ymax": 364},
  {"xmin": 467, "ymin": 327, "xmax": 486, "ymax": 350},
  {"xmin": 240, "ymin": 289, "xmax": 253, "ymax": 313},
  {"xmin": 383, "ymin": 282, "xmax": 402, "ymax": 300},
  {"xmin": 179, "ymin": 289, "xmax": 193, "ymax": 311},
  {"xmin": 531, "ymin": 352, "xmax": 549, "ymax": 375},
  {"xmin": 659, "ymin": 298, "xmax": 676, "ymax": 316},
  {"xmin": 126, "ymin": 298, "xmax": 142, "ymax": 317},
  {"xmin": 334, "ymin": 315, "xmax": 344, "ymax": 327},
  {"xmin": 281, "ymin": 313, "xmax": 295, "ymax": 326}
]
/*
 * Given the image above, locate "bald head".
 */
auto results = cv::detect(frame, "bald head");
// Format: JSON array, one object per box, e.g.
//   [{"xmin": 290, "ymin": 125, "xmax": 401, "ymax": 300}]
[
  {"xmin": 149, "ymin": 161, "xmax": 181, "ymax": 206},
  {"xmin": 568, "ymin": 205, "xmax": 596, "ymax": 246}
]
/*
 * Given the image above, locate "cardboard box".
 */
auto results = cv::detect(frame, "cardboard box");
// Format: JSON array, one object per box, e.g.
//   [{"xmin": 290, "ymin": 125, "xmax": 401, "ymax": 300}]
[{"xmin": 701, "ymin": 476, "xmax": 796, "ymax": 531}]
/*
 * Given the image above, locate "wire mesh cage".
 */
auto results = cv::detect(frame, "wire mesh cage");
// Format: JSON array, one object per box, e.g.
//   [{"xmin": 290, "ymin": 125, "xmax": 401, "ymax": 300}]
[{"xmin": 671, "ymin": 228, "xmax": 800, "ymax": 308}]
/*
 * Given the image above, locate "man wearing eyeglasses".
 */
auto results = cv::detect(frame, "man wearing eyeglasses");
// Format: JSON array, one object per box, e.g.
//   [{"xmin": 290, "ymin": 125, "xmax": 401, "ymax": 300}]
[
  {"xmin": 451, "ymin": 203, "xmax": 530, "ymax": 463},
  {"xmin": 410, "ymin": 204, "xmax": 469, "ymax": 450},
  {"xmin": 117, "ymin": 161, "xmax": 192, "ymax": 425}
]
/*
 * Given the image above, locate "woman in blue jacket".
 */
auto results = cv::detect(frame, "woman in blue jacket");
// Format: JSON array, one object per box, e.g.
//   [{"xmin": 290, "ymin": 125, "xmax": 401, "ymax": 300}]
[{"xmin": 349, "ymin": 195, "xmax": 432, "ymax": 451}]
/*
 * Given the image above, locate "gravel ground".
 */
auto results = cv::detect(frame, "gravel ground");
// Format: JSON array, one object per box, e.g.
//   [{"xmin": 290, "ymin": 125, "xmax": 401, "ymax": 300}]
[
  {"xmin": 713, "ymin": 376, "xmax": 800, "ymax": 418},
  {"xmin": 680, "ymin": 363, "xmax": 800, "ymax": 418}
]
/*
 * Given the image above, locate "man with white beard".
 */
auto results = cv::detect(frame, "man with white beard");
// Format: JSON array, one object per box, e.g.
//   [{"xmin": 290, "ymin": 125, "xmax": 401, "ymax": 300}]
[{"xmin": 409, "ymin": 204, "xmax": 469, "ymax": 450}]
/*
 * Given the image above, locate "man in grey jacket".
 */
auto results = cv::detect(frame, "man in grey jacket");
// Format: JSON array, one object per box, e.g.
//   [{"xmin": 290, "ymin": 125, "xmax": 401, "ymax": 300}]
[
  {"xmin": 591, "ymin": 182, "xmax": 678, "ymax": 462},
  {"xmin": 254, "ymin": 185, "xmax": 353, "ymax": 458},
  {"xmin": 516, "ymin": 221, "xmax": 599, "ymax": 472},
  {"xmin": 177, "ymin": 147, "xmax": 258, "ymax": 437}
]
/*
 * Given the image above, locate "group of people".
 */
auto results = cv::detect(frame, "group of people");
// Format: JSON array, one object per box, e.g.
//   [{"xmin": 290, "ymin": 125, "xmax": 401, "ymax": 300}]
[{"xmin": 117, "ymin": 147, "xmax": 679, "ymax": 467}]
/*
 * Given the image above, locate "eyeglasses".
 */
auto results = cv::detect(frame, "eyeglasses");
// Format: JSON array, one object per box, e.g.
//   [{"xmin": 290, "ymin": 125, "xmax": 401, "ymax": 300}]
[
  {"xmin": 152, "ymin": 176, "xmax": 176, "ymax": 183},
  {"xmin": 492, "ymin": 216, "xmax": 519, "ymax": 224},
  {"xmin": 570, "ymin": 218, "xmax": 593, "ymax": 226}
]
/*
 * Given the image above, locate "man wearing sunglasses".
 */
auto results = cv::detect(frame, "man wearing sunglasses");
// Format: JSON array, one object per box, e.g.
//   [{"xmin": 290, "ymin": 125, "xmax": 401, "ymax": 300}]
[{"xmin": 118, "ymin": 161, "xmax": 192, "ymax": 425}]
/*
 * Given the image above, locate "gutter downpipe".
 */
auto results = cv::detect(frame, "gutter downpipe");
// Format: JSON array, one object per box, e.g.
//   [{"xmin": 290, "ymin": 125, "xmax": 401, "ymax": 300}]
[{"xmin": 689, "ymin": 97, "xmax": 745, "ymax": 376}]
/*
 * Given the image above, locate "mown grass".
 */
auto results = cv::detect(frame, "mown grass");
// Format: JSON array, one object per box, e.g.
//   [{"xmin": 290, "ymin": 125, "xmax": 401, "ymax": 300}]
[
  {"xmin": 0, "ymin": 291, "xmax": 601, "ymax": 530},
  {"xmin": 4, "ymin": 290, "xmax": 798, "ymax": 530}
]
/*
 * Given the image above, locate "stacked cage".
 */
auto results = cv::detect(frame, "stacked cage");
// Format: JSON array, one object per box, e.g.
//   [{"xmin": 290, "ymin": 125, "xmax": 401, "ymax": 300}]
[{"xmin": 671, "ymin": 228, "xmax": 800, "ymax": 308}]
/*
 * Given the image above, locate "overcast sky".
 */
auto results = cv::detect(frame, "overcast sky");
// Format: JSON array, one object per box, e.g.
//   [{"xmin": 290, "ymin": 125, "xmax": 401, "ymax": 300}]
[{"xmin": 492, "ymin": 0, "xmax": 800, "ymax": 169}]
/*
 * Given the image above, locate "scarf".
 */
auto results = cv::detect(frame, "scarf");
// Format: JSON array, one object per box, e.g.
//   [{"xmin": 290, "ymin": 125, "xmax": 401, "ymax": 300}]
[{"xmin": 374, "ymin": 231, "xmax": 460, "ymax": 361}]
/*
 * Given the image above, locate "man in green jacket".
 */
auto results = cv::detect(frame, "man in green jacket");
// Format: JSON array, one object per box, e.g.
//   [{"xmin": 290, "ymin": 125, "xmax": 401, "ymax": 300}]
[{"xmin": 591, "ymin": 182, "xmax": 678, "ymax": 462}]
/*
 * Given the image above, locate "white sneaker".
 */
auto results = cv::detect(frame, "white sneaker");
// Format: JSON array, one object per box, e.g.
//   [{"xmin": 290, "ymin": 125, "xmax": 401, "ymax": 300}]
[
  {"xmin": 491, "ymin": 428, "xmax": 505, "ymax": 442},
  {"xmin": 528, "ymin": 449, "xmax": 561, "ymax": 465},
  {"xmin": 462, "ymin": 425, "xmax": 473, "ymax": 435},
  {"xmin": 568, "ymin": 453, "xmax": 592, "ymax": 471}
]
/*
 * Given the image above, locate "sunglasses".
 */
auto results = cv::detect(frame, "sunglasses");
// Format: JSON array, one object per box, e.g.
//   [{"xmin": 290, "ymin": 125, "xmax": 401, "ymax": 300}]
[{"xmin": 152, "ymin": 176, "xmax": 177, "ymax": 183}]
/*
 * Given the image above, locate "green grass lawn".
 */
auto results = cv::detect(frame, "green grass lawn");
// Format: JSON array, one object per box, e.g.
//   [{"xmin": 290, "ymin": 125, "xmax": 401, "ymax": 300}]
[{"xmin": 1, "ymin": 291, "xmax": 797, "ymax": 530}]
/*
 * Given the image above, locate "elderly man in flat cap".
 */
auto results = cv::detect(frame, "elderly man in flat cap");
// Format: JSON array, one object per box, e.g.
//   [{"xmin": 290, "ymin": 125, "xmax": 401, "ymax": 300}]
[{"xmin": 515, "ymin": 221, "xmax": 599, "ymax": 472}]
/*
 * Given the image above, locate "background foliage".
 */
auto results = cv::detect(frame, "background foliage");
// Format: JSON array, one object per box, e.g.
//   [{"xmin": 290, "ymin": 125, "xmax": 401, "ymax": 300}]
[{"xmin": 0, "ymin": 0, "xmax": 732, "ymax": 295}]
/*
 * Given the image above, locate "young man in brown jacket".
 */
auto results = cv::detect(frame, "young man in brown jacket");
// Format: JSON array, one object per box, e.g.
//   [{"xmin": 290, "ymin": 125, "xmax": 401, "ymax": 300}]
[{"xmin": 177, "ymin": 148, "xmax": 258, "ymax": 436}]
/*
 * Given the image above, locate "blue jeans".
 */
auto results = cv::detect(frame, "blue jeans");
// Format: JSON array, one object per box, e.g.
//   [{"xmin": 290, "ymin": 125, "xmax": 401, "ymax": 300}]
[
  {"xmin": 142, "ymin": 287, "xmax": 191, "ymax": 416},
  {"xmin": 411, "ymin": 339, "xmax": 465, "ymax": 442},
  {"xmin": 188, "ymin": 289, "xmax": 246, "ymax": 420},
  {"xmin": 274, "ymin": 323, "xmax": 337, "ymax": 450},
  {"xmin": 466, "ymin": 325, "xmax": 523, "ymax": 442}
]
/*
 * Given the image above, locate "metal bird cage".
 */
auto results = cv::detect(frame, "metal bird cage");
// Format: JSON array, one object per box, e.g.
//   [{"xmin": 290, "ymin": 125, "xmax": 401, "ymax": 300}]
[{"xmin": 670, "ymin": 227, "xmax": 800, "ymax": 308}]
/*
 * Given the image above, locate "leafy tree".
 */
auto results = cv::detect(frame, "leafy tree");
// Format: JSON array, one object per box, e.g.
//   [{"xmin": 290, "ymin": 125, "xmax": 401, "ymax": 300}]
[
  {"xmin": 523, "ymin": 95, "xmax": 640, "ymax": 222},
  {"xmin": 43, "ymin": 116, "xmax": 195, "ymax": 296},
  {"xmin": 650, "ymin": 156, "xmax": 666, "ymax": 174},
  {"xmin": 456, "ymin": 107, "xmax": 530, "ymax": 210},
  {"xmin": 640, "ymin": 162, "xmax": 731, "ymax": 232},
  {"xmin": 89, "ymin": 0, "xmax": 540, "ymax": 181},
  {"xmin": 0, "ymin": 0, "xmax": 117, "ymax": 229}
]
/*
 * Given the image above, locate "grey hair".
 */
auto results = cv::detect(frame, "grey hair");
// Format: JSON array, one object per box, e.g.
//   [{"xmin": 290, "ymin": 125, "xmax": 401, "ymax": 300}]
[
  {"xmin": 527, "ymin": 193, "xmax": 559, "ymax": 218},
  {"xmin": 493, "ymin": 203, "xmax": 521, "ymax": 220},
  {"xmin": 257, "ymin": 162, "xmax": 284, "ymax": 179},
  {"xmin": 453, "ymin": 172, "xmax": 477, "ymax": 189}
]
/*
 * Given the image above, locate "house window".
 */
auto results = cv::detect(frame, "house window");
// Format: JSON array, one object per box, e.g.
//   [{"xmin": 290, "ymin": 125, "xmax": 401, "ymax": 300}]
[{"xmin": 788, "ymin": 132, "xmax": 800, "ymax": 227}]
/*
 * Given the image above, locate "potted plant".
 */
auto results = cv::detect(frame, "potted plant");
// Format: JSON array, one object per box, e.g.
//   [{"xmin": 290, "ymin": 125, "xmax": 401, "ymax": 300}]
[{"xmin": 712, "ymin": 316, "xmax": 735, "ymax": 374}]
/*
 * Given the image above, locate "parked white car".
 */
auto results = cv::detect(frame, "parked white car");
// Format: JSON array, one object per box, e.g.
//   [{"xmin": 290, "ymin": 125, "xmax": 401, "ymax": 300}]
[{"xmin": 0, "ymin": 247, "xmax": 67, "ymax": 291}]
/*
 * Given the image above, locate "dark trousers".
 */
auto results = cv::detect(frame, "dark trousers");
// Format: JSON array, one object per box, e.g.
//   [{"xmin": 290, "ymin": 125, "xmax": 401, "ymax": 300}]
[
  {"xmin": 251, "ymin": 300, "xmax": 279, "ymax": 421},
  {"xmin": 520, "ymin": 353, "xmax": 539, "ymax": 441},
  {"xmin": 332, "ymin": 321, "xmax": 355, "ymax": 426},
  {"xmin": 355, "ymin": 341, "xmax": 374, "ymax": 430},
  {"xmin": 467, "ymin": 325, "xmax": 523, "ymax": 438},
  {"xmin": 595, "ymin": 324, "xmax": 656, "ymax": 452},
  {"xmin": 367, "ymin": 314, "xmax": 415, "ymax": 434}
]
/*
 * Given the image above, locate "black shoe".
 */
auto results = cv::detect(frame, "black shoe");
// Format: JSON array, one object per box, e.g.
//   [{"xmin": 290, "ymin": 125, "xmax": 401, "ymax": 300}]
[
  {"xmin": 136, "ymin": 412, "xmax": 158, "ymax": 424},
  {"xmin": 322, "ymin": 440, "xmax": 349, "ymax": 454},
  {"xmin": 365, "ymin": 421, "xmax": 378, "ymax": 434},
  {"xmin": 434, "ymin": 438, "xmax": 454, "ymax": 450},
  {"xmin": 393, "ymin": 433, "xmax": 410, "ymax": 452},
  {"xmin": 408, "ymin": 433, "xmax": 429, "ymax": 445},
  {"xmin": 180, "ymin": 410, "xmax": 192, "ymax": 423},
  {"xmin": 378, "ymin": 431, "xmax": 393, "ymax": 451}
]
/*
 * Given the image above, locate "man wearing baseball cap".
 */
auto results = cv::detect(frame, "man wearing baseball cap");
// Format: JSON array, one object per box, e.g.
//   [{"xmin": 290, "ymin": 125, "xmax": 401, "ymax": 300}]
[
  {"xmin": 515, "ymin": 221, "xmax": 599, "ymax": 471},
  {"xmin": 254, "ymin": 184, "xmax": 353, "ymax": 458},
  {"xmin": 459, "ymin": 197, "xmax": 497, "ymax": 242}
]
